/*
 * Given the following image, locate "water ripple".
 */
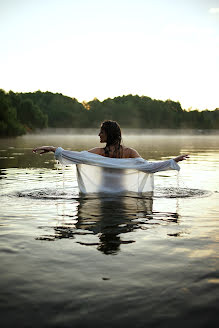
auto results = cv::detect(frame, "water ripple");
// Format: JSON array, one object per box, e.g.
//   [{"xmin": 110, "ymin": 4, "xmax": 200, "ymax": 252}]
[
  {"xmin": 13, "ymin": 187, "xmax": 211, "ymax": 200},
  {"xmin": 154, "ymin": 187, "xmax": 212, "ymax": 198}
]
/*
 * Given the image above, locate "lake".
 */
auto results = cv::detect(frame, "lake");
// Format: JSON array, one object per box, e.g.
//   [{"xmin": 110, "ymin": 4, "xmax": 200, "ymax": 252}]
[{"xmin": 0, "ymin": 131, "xmax": 218, "ymax": 328}]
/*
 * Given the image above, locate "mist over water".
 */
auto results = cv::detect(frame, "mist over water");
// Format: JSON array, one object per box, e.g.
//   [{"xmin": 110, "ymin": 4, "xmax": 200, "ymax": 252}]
[
  {"xmin": 33, "ymin": 127, "xmax": 219, "ymax": 136},
  {"xmin": 0, "ymin": 130, "xmax": 218, "ymax": 328}
]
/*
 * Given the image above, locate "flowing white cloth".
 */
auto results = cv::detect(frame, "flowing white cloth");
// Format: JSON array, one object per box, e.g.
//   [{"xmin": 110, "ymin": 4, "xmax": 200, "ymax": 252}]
[{"xmin": 55, "ymin": 147, "xmax": 180, "ymax": 194}]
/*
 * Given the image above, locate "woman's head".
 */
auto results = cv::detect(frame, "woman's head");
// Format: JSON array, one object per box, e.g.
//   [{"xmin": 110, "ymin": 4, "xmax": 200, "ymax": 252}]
[
  {"xmin": 99, "ymin": 120, "xmax": 122, "ymax": 158},
  {"xmin": 99, "ymin": 120, "xmax": 122, "ymax": 146}
]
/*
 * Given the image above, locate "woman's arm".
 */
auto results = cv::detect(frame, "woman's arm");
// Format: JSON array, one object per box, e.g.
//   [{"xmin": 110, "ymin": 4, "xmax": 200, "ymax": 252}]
[
  {"xmin": 173, "ymin": 154, "xmax": 189, "ymax": 162},
  {"xmin": 129, "ymin": 148, "xmax": 141, "ymax": 158},
  {"xmin": 32, "ymin": 146, "xmax": 57, "ymax": 154},
  {"xmin": 130, "ymin": 148, "xmax": 189, "ymax": 162},
  {"xmin": 33, "ymin": 146, "xmax": 102, "ymax": 155},
  {"xmin": 87, "ymin": 147, "xmax": 103, "ymax": 155}
]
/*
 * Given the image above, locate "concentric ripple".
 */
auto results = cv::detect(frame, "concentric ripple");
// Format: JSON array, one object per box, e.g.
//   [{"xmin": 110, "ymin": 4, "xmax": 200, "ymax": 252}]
[
  {"xmin": 15, "ymin": 187, "xmax": 78, "ymax": 200},
  {"xmin": 13, "ymin": 186, "xmax": 211, "ymax": 200},
  {"xmin": 154, "ymin": 187, "xmax": 212, "ymax": 198}
]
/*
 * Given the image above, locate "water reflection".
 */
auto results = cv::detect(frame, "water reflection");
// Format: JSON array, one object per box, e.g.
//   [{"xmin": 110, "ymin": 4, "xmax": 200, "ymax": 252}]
[
  {"xmin": 76, "ymin": 195, "xmax": 153, "ymax": 255},
  {"xmin": 37, "ymin": 195, "xmax": 179, "ymax": 255}
]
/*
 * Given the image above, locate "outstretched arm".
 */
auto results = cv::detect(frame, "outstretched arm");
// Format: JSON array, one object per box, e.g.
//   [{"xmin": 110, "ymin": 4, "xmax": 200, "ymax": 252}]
[{"xmin": 32, "ymin": 146, "xmax": 57, "ymax": 155}]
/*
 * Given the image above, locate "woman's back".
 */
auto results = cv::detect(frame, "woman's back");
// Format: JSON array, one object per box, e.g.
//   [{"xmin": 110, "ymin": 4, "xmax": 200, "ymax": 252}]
[{"xmin": 88, "ymin": 145, "xmax": 141, "ymax": 158}]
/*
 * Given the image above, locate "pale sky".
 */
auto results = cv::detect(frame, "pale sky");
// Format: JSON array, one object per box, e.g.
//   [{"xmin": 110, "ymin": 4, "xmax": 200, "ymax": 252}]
[{"xmin": 0, "ymin": 0, "xmax": 219, "ymax": 110}]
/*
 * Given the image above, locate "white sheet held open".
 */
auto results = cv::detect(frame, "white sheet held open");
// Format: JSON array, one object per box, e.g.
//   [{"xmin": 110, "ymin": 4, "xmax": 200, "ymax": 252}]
[{"xmin": 55, "ymin": 147, "xmax": 180, "ymax": 194}]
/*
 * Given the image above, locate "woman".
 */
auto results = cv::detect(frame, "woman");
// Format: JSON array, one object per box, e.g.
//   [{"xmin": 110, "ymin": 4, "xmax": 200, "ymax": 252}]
[
  {"xmin": 33, "ymin": 120, "xmax": 189, "ymax": 194},
  {"xmin": 33, "ymin": 120, "xmax": 189, "ymax": 163}
]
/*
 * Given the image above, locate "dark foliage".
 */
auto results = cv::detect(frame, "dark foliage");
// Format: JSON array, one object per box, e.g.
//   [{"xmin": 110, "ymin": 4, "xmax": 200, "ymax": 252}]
[{"xmin": 0, "ymin": 89, "xmax": 218, "ymax": 136}]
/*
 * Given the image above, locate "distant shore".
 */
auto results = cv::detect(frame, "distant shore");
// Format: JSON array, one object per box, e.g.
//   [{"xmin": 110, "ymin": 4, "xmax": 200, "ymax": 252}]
[{"xmin": 1, "ymin": 89, "xmax": 218, "ymax": 137}]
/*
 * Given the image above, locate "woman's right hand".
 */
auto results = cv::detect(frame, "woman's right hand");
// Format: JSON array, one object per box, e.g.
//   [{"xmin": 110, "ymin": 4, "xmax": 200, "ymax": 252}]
[{"xmin": 32, "ymin": 146, "xmax": 56, "ymax": 155}]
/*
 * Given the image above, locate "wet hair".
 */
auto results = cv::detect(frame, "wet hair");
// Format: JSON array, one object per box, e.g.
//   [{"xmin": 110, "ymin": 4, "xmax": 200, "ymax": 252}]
[{"xmin": 100, "ymin": 120, "xmax": 122, "ymax": 158}]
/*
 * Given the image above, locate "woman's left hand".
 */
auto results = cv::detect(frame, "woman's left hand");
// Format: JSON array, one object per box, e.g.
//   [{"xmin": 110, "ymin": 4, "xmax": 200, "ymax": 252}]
[{"xmin": 174, "ymin": 154, "xmax": 189, "ymax": 162}]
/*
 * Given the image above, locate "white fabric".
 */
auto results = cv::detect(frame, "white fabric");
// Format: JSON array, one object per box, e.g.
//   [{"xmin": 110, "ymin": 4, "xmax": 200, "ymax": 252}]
[{"xmin": 55, "ymin": 147, "xmax": 180, "ymax": 194}]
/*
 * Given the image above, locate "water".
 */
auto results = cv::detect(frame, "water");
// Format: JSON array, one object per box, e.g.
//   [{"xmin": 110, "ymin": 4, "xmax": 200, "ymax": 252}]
[{"xmin": 0, "ymin": 132, "xmax": 219, "ymax": 327}]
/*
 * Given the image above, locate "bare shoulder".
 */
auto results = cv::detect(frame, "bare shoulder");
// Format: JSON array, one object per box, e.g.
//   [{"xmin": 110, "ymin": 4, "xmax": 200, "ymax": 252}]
[
  {"xmin": 88, "ymin": 147, "xmax": 104, "ymax": 156},
  {"xmin": 122, "ymin": 146, "xmax": 141, "ymax": 158}
]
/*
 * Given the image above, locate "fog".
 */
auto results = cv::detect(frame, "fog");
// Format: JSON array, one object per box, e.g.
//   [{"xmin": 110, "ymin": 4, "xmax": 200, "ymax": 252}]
[{"xmin": 32, "ymin": 128, "xmax": 219, "ymax": 136}]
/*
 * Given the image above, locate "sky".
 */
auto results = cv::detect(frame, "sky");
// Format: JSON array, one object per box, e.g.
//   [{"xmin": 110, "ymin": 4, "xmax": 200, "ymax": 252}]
[{"xmin": 0, "ymin": 0, "xmax": 219, "ymax": 110}]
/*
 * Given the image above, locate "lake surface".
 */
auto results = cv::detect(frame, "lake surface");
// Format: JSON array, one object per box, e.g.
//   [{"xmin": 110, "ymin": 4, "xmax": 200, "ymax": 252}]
[{"xmin": 0, "ymin": 131, "xmax": 219, "ymax": 328}]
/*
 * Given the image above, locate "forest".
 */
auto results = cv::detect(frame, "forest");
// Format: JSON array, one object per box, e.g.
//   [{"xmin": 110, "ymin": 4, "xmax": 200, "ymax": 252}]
[{"xmin": 0, "ymin": 89, "xmax": 218, "ymax": 136}]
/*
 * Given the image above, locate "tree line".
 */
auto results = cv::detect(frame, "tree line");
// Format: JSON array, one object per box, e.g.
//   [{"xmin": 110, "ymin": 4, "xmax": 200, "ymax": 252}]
[{"xmin": 0, "ymin": 89, "xmax": 218, "ymax": 136}]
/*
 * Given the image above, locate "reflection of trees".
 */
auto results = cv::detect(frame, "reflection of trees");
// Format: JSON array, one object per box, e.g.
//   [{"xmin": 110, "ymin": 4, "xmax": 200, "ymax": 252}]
[{"xmin": 36, "ymin": 194, "xmax": 180, "ymax": 255}]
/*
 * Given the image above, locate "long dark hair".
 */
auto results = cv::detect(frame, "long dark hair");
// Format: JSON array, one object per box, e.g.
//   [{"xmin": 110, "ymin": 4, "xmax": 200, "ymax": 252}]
[{"xmin": 101, "ymin": 120, "xmax": 122, "ymax": 158}]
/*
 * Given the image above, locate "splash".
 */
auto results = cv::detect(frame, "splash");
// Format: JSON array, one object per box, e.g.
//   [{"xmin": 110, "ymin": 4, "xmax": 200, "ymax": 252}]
[
  {"xmin": 14, "ymin": 186, "xmax": 211, "ymax": 200},
  {"xmin": 154, "ymin": 187, "xmax": 211, "ymax": 198},
  {"xmin": 16, "ymin": 187, "xmax": 78, "ymax": 200}
]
